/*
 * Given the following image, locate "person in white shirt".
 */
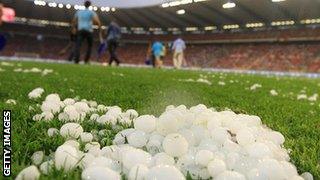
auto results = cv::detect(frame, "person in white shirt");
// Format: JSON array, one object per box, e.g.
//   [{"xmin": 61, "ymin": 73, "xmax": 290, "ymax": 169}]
[{"xmin": 172, "ymin": 37, "xmax": 186, "ymax": 69}]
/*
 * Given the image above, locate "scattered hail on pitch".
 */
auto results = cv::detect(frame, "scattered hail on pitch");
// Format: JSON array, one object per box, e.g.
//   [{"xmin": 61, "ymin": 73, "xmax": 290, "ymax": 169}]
[{"xmin": 15, "ymin": 87, "xmax": 314, "ymax": 180}]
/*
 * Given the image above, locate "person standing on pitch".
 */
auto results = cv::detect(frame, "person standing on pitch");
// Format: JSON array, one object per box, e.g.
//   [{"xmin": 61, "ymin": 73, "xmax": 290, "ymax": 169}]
[
  {"xmin": 106, "ymin": 21, "xmax": 121, "ymax": 66},
  {"xmin": 172, "ymin": 37, "xmax": 186, "ymax": 69},
  {"xmin": 72, "ymin": 1, "xmax": 102, "ymax": 64},
  {"xmin": 59, "ymin": 27, "xmax": 77, "ymax": 61},
  {"xmin": 152, "ymin": 41, "xmax": 164, "ymax": 68},
  {"xmin": 0, "ymin": 3, "xmax": 3, "ymax": 26}
]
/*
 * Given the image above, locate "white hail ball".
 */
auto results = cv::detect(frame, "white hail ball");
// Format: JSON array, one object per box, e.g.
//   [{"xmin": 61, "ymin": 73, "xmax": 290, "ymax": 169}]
[
  {"xmin": 195, "ymin": 150, "xmax": 214, "ymax": 166},
  {"xmin": 89, "ymin": 114, "xmax": 100, "ymax": 121},
  {"xmin": 60, "ymin": 123, "xmax": 83, "ymax": 139},
  {"xmin": 207, "ymin": 158, "xmax": 227, "ymax": 177},
  {"xmin": 87, "ymin": 157, "xmax": 114, "ymax": 169},
  {"xmin": 39, "ymin": 160, "xmax": 54, "ymax": 175},
  {"xmin": 80, "ymin": 132, "xmax": 93, "ymax": 143},
  {"xmin": 157, "ymin": 112, "xmax": 180, "ymax": 135},
  {"xmin": 134, "ymin": 115, "xmax": 156, "ymax": 133},
  {"xmin": 215, "ymin": 171, "xmax": 245, "ymax": 180},
  {"xmin": 63, "ymin": 98, "xmax": 76, "ymax": 105},
  {"xmin": 64, "ymin": 140, "xmax": 80, "ymax": 149},
  {"xmin": 31, "ymin": 151, "xmax": 44, "ymax": 166},
  {"xmin": 153, "ymin": 152, "xmax": 175, "ymax": 166},
  {"xmin": 15, "ymin": 165, "xmax": 40, "ymax": 180},
  {"xmin": 82, "ymin": 166, "xmax": 121, "ymax": 180},
  {"xmin": 47, "ymin": 128, "xmax": 59, "ymax": 137},
  {"xmin": 54, "ymin": 145, "xmax": 79, "ymax": 172},
  {"xmin": 127, "ymin": 130, "xmax": 148, "ymax": 148},
  {"xmin": 28, "ymin": 87, "xmax": 44, "ymax": 99},
  {"xmin": 122, "ymin": 148, "xmax": 152, "ymax": 170},
  {"xmin": 74, "ymin": 102, "xmax": 90, "ymax": 113},
  {"xmin": 145, "ymin": 165, "xmax": 185, "ymax": 180},
  {"xmin": 301, "ymin": 172, "xmax": 314, "ymax": 180},
  {"xmin": 128, "ymin": 164, "xmax": 149, "ymax": 180},
  {"xmin": 246, "ymin": 143, "xmax": 272, "ymax": 158},
  {"xmin": 45, "ymin": 93, "xmax": 61, "ymax": 102},
  {"xmin": 80, "ymin": 153, "xmax": 95, "ymax": 169},
  {"xmin": 113, "ymin": 128, "xmax": 135, "ymax": 145},
  {"xmin": 236, "ymin": 128, "xmax": 255, "ymax": 146},
  {"xmin": 162, "ymin": 133, "xmax": 188, "ymax": 157},
  {"xmin": 210, "ymin": 127, "xmax": 230, "ymax": 144},
  {"xmin": 125, "ymin": 109, "xmax": 139, "ymax": 119},
  {"xmin": 41, "ymin": 101, "xmax": 60, "ymax": 114}
]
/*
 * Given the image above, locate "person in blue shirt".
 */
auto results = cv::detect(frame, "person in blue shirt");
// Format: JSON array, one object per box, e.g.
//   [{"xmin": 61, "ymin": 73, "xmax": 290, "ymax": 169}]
[
  {"xmin": 152, "ymin": 41, "xmax": 164, "ymax": 68},
  {"xmin": 106, "ymin": 21, "xmax": 121, "ymax": 66},
  {"xmin": 72, "ymin": 1, "xmax": 102, "ymax": 64}
]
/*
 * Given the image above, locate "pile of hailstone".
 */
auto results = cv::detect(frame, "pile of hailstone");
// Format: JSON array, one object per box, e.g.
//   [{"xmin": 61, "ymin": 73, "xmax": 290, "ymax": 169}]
[{"xmin": 17, "ymin": 91, "xmax": 314, "ymax": 180}]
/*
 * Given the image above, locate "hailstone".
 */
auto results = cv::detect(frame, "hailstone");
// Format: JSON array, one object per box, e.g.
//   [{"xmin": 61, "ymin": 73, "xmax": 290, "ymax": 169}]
[
  {"xmin": 207, "ymin": 158, "xmax": 227, "ymax": 177},
  {"xmin": 41, "ymin": 101, "xmax": 60, "ymax": 114},
  {"xmin": 257, "ymin": 158, "xmax": 286, "ymax": 179},
  {"xmin": 113, "ymin": 128, "xmax": 135, "ymax": 145},
  {"xmin": 90, "ymin": 114, "xmax": 99, "ymax": 121},
  {"xmin": 74, "ymin": 102, "xmax": 90, "ymax": 113},
  {"xmin": 125, "ymin": 109, "xmax": 139, "ymax": 119},
  {"xmin": 215, "ymin": 171, "xmax": 246, "ymax": 180},
  {"xmin": 54, "ymin": 145, "xmax": 79, "ymax": 172},
  {"xmin": 15, "ymin": 165, "xmax": 40, "ymax": 180},
  {"xmin": 236, "ymin": 128, "xmax": 255, "ymax": 146},
  {"xmin": 82, "ymin": 166, "xmax": 121, "ymax": 180},
  {"xmin": 122, "ymin": 148, "xmax": 152, "ymax": 170},
  {"xmin": 87, "ymin": 157, "xmax": 114, "ymax": 169},
  {"xmin": 246, "ymin": 143, "xmax": 272, "ymax": 158},
  {"xmin": 157, "ymin": 112, "xmax": 180, "ymax": 135},
  {"xmin": 63, "ymin": 98, "xmax": 75, "ymax": 105},
  {"xmin": 40, "ymin": 160, "xmax": 54, "ymax": 175},
  {"xmin": 127, "ymin": 130, "xmax": 148, "ymax": 148},
  {"xmin": 134, "ymin": 115, "xmax": 156, "ymax": 133},
  {"xmin": 153, "ymin": 152, "xmax": 175, "ymax": 166},
  {"xmin": 45, "ymin": 93, "xmax": 60, "ymax": 102},
  {"xmin": 28, "ymin": 87, "xmax": 44, "ymax": 99},
  {"xmin": 211, "ymin": 127, "xmax": 230, "ymax": 144},
  {"xmin": 64, "ymin": 140, "xmax": 80, "ymax": 149},
  {"xmin": 145, "ymin": 165, "xmax": 185, "ymax": 180},
  {"xmin": 31, "ymin": 151, "xmax": 44, "ymax": 165},
  {"xmin": 80, "ymin": 132, "xmax": 93, "ymax": 143},
  {"xmin": 128, "ymin": 164, "xmax": 149, "ymax": 180},
  {"xmin": 301, "ymin": 172, "xmax": 313, "ymax": 180},
  {"xmin": 195, "ymin": 150, "xmax": 213, "ymax": 166},
  {"xmin": 162, "ymin": 133, "xmax": 188, "ymax": 157},
  {"xmin": 47, "ymin": 128, "xmax": 59, "ymax": 137},
  {"xmin": 60, "ymin": 123, "xmax": 83, "ymax": 139}
]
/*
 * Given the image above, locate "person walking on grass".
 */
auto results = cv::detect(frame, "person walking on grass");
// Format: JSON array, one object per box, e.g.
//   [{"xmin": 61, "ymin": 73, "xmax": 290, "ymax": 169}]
[
  {"xmin": 72, "ymin": 1, "xmax": 102, "ymax": 64},
  {"xmin": 59, "ymin": 27, "xmax": 77, "ymax": 61},
  {"xmin": 106, "ymin": 21, "xmax": 121, "ymax": 66},
  {"xmin": 172, "ymin": 37, "xmax": 186, "ymax": 69}
]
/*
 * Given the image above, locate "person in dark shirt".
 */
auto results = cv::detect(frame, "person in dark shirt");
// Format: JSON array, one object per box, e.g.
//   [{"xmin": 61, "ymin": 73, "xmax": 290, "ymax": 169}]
[
  {"xmin": 106, "ymin": 21, "xmax": 121, "ymax": 66},
  {"xmin": 59, "ymin": 27, "xmax": 77, "ymax": 61}
]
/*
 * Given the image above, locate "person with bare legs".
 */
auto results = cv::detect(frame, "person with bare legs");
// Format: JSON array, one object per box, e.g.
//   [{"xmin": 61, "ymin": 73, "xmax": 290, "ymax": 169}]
[{"xmin": 152, "ymin": 41, "xmax": 164, "ymax": 68}]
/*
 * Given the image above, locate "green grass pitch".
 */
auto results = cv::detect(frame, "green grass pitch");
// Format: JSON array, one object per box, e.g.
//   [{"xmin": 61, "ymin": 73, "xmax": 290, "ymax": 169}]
[{"xmin": 0, "ymin": 61, "xmax": 319, "ymax": 179}]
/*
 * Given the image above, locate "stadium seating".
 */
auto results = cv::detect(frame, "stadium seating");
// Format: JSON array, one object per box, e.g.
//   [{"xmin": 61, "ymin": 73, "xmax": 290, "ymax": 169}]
[{"xmin": 1, "ymin": 24, "xmax": 319, "ymax": 72}]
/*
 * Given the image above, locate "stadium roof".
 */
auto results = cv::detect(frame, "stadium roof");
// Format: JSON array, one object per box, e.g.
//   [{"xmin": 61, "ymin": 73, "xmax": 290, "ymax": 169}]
[
  {"xmin": 4, "ymin": 0, "xmax": 320, "ymax": 31},
  {"xmin": 29, "ymin": 0, "xmax": 171, "ymax": 8}
]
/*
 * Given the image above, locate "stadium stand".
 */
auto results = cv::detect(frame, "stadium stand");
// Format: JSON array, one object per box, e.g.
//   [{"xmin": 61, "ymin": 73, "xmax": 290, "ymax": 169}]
[{"xmin": 1, "ymin": 24, "xmax": 319, "ymax": 72}]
